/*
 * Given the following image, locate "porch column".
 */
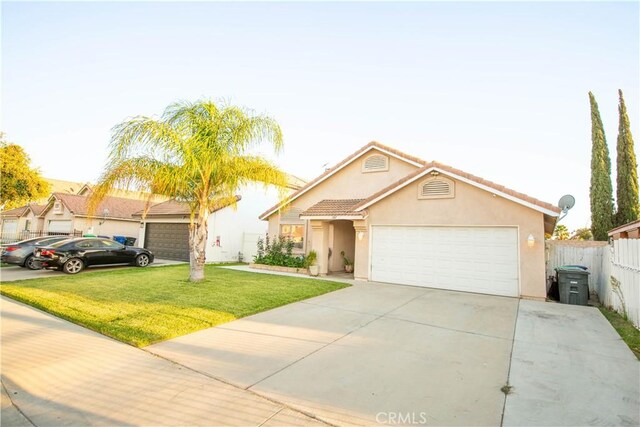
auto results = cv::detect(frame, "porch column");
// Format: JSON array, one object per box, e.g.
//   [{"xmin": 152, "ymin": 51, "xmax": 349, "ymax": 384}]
[
  {"xmin": 353, "ymin": 220, "xmax": 369, "ymax": 281},
  {"xmin": 310, "ymin": 220, "xmax": 330, "ymax": 275}
]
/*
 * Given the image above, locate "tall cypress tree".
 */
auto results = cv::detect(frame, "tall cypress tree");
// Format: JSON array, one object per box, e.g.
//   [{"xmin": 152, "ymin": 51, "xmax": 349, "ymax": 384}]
[
  {"xmin": 615, "ymin": 89, "xmax": 640, "ymax": 226},
  {"xmin": 589, "ymin": 92, "xmax": 614, "ymax": 240}
]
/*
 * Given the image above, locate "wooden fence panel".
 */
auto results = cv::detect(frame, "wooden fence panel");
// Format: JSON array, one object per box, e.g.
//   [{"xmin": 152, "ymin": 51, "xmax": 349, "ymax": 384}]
[
  {"xmin": 545, "ymin": 241, "xmax": 608, "ymax": 292},
  {"xmin": 546, "ymin": 239, "xmax": 639, "ymax": 329}
]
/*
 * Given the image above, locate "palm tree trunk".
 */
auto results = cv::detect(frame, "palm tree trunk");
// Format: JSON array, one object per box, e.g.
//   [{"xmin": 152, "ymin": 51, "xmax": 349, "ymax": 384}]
[{"xmin": 188, "ymin": 204, "xmax": 209, "ymax": 282}]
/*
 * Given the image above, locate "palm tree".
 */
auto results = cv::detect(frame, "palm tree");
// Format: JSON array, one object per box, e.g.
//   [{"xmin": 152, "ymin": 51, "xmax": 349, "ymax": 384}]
[
  {"xmin": 553, "ymin": 224, "xmax": 570, "ymax": 241},
  {"xmin": 91, "ymin": 100, "xmax": 288, "ymax": 281}
]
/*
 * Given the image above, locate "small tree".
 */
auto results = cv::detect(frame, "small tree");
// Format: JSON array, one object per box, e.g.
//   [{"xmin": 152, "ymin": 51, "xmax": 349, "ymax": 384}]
[
  {"xmin": 0, "ymin": 133, "xmax": 50, "ymax": 210},
  {"xmin": 615, "ymin": 89, "xmax": 639, "ymax": 226},
  {"xmin": 570, "ymin": 227, "xmax": 593, "ymax": 241},
  {"xmin": 588, "ymin": 92, "xmax": 615, "ymax": 240},
  {"xmin": 553, "ymin": 224, "xmax": 570, "ymax": 240}
]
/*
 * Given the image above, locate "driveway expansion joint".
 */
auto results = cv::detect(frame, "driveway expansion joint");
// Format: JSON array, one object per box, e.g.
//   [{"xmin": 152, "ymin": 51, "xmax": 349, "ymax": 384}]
[
  {"xmin": 215, "ymin": 325, "xmax": 329, "ymax": 345},
  {"xmin": 500, "ymin": 298, "xmax": 520, "ymax": 427},
  {"xmin": 1, "ymin": 380, "xmax": 36, "ymax": 427}
]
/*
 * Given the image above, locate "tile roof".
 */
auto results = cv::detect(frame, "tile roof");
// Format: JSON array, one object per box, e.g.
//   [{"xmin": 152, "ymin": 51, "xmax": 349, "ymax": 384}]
[
  {"xmin": 134, "ymin": 196, "xmax": 242, "ymax": 217},
  {"xmin": 28, "ymin": 204, "xmax": 47, "ymax": 216},
  {"xmin": 0, "ymin": 206, "xmax": 29, "ymax": 217},
  {"xmin": 352, "ymin": 161, "xmax": 562, "ymax": 214},
  {"xmin": 53, "ymin": 193, "xmax": 149, "ymax": 220},
  {"xmin": 259, "ymin": 141, "xmax": 425, "ymax": 219},
  {"xmin": 608, "ymin": 219, "xmax": 640, "ymax": 235},
  {"xmin": 300, "ymin": 199, "xmax": 366, "ymax": 217}
]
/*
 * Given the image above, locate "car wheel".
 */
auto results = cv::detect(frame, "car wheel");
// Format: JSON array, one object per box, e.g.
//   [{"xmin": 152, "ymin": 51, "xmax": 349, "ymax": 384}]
[
  {"xmin": 63, "ymin": 258, "xmax": 84, "ymax": 274},
  {"xmin": 135, "ymin": 254, "xmax": 150, "ymax": 267},
  {"xmin": 25, "ymin": 255, "xmax": 39, "ymax": 270}
]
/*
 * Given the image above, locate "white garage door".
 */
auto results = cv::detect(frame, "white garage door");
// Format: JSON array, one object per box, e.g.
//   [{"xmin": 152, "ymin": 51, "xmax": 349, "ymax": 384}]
[
  {"xmin": 2, "ymin": 220, "xmax": 18, "ymax": 235},
  {"xmin": 371, "ymin": 226, "xmax": 519, "ymax": 297},
  {"xmin": 48, "ymin": 220, "xmax": 72, "ymax": 233}
]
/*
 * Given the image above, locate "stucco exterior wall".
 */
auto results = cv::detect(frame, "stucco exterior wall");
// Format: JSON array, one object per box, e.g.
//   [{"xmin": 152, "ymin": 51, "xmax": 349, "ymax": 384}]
[
  {"xmin": 74, "ymin": 217, "xmax": 141, "ymax": 240},
  {"xmin": 364, "ymin": 175, "xmax": 547, "ymax": 299},
  {"xmin": 267, "ymin": 149, "xmax": 420, "ymax": 248},
  {"xmin": 41, "ymin": 204, "xmax": 75, "ymax": 232}
]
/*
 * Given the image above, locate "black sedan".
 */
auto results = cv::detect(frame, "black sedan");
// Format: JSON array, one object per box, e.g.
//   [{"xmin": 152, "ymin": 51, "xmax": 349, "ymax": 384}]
[
  {"xmin": 1, "ymin": 236, "xmax": 70, "ymax": 269},
  {"xmin": 35, "ymin": 238, "xmax": 154, "ymax": 274}
]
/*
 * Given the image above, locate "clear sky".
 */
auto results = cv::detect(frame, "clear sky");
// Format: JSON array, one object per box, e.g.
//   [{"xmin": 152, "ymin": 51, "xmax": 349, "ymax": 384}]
[{"xmin": 2, "ymin": 1, "xmax": 639, "ymax": 231}]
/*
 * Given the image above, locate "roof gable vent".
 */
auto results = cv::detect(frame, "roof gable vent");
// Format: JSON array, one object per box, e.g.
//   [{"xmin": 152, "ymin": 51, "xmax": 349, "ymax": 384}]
[
  {"xmin": 362, "ymin": 154, "xmax": 389, "ymax": 173},
  {"xmin": 418, "ymin": 176, "xmax": 455, "ymax": 199},
  {"xmin": 53, "ymin": 201, "xmax": 63, "ymax": 214}
]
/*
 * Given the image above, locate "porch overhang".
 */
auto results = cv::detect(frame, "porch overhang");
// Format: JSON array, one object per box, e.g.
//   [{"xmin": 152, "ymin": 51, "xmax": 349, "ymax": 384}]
[
  {"xmin": 299, "ymin": 214, "xmax": 368, "ymax": 220},
  {"xmin": 299, "ymin": 199, "xmax": 368, "ymax": 221}
]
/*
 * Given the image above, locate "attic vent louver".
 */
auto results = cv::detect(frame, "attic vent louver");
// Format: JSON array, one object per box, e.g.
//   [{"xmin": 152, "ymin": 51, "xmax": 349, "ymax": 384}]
[
  {"xmin": 419, "ymin": 176, "xmax": 455, "ymax": 199},
  {"xmin": 363, "ymin": 154, "xmax": 389, "ymax": 172}
]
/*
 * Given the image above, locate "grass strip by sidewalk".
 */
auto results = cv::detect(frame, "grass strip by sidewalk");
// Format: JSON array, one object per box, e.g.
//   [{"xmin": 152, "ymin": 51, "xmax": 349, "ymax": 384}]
[
  {"xmin": 599, "ymin": 306, "xmax": 640, "ymax": 359},
  {"xmin": 0, "ymin": 264, "xmax": 349, "ymax": 347}
]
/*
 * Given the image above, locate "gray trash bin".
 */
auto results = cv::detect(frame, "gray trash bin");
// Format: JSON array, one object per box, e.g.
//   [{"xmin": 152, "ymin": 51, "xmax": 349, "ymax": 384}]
[{"xmin": 555, "ymin": 266, "xmax": 590, "ymax": 306}]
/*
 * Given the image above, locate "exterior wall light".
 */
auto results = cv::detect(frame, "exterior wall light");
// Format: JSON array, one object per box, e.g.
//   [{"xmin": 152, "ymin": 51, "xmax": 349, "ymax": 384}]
[
  {"xmin": 357, "ymin": 231, "xmax": 365, "ymax": 241},
  {"xmin": 527, "ymin": 234, "xmax": 535, "ymax": 248}
]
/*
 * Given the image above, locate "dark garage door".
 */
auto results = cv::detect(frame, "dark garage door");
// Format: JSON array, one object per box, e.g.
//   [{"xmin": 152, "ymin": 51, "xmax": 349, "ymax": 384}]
[{"xmin": 144, "ymin": 223, "xmax": 190, "ymax": 261}]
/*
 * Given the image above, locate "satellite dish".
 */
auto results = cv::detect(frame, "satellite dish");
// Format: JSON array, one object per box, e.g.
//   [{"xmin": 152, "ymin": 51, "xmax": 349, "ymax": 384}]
[{"xmin": 558, "ymin": 195, "xmax": 575, "ymax": 212}]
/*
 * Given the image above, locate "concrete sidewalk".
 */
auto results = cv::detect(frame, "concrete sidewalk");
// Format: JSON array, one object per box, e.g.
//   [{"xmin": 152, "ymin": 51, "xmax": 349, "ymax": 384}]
[{"xmin": 0, "ymin": 296, "xmax": 324, "ymax": 426}]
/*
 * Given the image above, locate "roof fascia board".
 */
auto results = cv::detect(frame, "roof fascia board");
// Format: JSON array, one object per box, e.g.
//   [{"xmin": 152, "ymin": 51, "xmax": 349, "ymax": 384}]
[
  {"xmin": 259, "ymin": 145, "xmax": 422, "ymax": 220},
  {"xmin": 299, "ymin": 214, "xmax": 367, "ymax": 220},
  {"xmin": 371, "ymin": 146, "xmax": 424, "ymax": 167},
  {"xmin": 74, "ymin": 215, "xmax": 140, "ymax": 222}
]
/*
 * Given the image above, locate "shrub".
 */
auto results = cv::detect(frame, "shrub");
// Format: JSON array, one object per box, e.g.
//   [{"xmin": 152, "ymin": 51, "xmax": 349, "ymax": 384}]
[
  {"xmin": 254, "ymin": 235, "xmax": 306, "ymax": 268},
  {"xmin": 304, "ymin": 250, "xmax": 317, "ymax": 268}
]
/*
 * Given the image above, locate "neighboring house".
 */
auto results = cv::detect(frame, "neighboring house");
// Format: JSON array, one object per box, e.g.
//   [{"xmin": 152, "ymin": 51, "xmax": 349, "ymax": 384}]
[
  {"xmin": 135, "ymin": 180, "xmax": 305, "ymax": 263},
  {"xmin": 0, "ymin": 181, "xmax": 172, "ymax": 243},
  {"xmin": 260, "ymin": 141, "xmax": 561, "ymax": 299},
  {"xmin": 39, "ymin": 192, "xmax": 148, "ymax": 239},
  {"xmin": 609, "ymin": 219, "xmax": 640, "ymax": 240}
]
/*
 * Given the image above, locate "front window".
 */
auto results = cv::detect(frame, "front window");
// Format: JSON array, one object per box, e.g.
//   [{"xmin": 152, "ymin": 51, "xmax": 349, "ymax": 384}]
[{"xmin": 280, "ymin": 224, "xmax": 304, "ymax": 250}]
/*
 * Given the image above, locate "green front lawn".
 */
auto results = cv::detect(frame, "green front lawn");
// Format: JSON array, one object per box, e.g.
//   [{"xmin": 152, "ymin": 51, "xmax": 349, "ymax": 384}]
[{"xmin": 0, "ymin": 265, "xmax": 348, "ymax": 347}]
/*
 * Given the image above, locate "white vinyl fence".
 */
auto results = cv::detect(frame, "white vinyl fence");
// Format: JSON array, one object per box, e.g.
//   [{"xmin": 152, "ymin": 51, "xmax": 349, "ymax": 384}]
[
  {"xmin": 546, "ymin": 239, "xmax": 640, "ymax": 329},
  {"xmin": 597, "ymin": 240, "xmax": 640, "ymax": 329}
]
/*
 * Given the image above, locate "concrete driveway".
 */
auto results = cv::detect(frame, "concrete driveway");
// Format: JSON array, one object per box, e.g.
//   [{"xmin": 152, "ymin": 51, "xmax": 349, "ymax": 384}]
[
  {"xmin": 148, "ymin": 283, "xmax": 517, "ymax": 425},
  {"xmin": 147, "ymin": 281, "xmax": 639, "ymax": 426},
  {"xmin": 2, "ymin": 273, "xmax": 638, "ymax": 426}
]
